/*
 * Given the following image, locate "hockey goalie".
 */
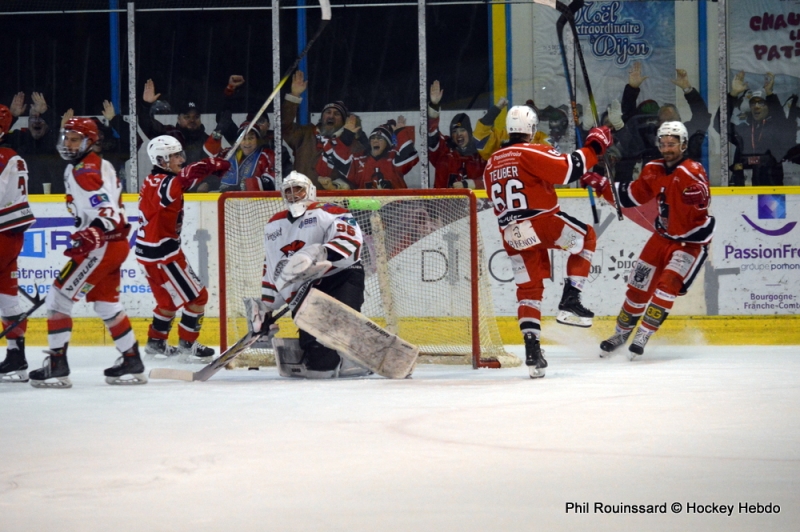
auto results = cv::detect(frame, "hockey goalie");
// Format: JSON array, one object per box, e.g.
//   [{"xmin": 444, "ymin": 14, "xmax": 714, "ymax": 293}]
[{"xmin": 252, "ymin": 171, "xmax": 418, "ymax": 379}]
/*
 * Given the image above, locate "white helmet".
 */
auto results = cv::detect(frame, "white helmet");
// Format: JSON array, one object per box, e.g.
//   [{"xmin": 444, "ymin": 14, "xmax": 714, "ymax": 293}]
[
  {"xmin": 147, "ymin": 135, "xmax": 185, "ymax": 169},
  {"xmin": 281, "ymin": 171, "xmax": 317, "ymax": 217},
  {"xmin": 656, "ymin": 121, "xmax": 688, "ymax": 149},
  {"xmin": 506, "ymin": 105, "xmax": 538, "ymax": 137}
]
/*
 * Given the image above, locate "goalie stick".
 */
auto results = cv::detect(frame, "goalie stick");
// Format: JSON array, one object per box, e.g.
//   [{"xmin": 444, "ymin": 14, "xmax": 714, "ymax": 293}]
[
  {"xmin": 553, "ymin": 0, "xmax": 624, "ymax": 221},
  {"xmin": 0, "ymin": 287, "xmax": 45, "ymax": 341},
  {"xmin": 226, "ymin": 0, "xmax": 333, "ymax": 159},
  {"xmin": 149, "ymin": 280, "xmax": 316, "ymax": 382}
]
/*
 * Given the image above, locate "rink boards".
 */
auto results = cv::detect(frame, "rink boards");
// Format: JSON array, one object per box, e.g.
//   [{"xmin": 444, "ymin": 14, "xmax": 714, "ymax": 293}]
[{"xmin": 22, "ymin": 187, "xmax": 800, "ymax": 345}]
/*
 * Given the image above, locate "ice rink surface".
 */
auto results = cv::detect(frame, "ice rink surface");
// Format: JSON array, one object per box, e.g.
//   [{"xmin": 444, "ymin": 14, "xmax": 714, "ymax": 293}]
[{"xmin": 2, "ymin": 340, "xmax": 798, "ymax": 532}]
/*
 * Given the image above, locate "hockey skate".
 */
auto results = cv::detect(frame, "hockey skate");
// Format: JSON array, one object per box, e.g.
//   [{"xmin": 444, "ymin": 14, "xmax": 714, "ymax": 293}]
[
  {"xmin": 556, "ymin": 281, "xmax": 594, "ymax": 328},
  {"xmin": 178, "ymin": 339, "xmax": 215, "ymax": 363},
  {"xmin": 144, "ymin": 337, "xmax": 179, "ymax": 360},
  {"xmin": 599, "ymin": 329, "xmax": 633, "ymax": 358},
  {"xmin": 0, "ymin": 339, "xmax": 28, "ymax": 383},
  {"xmin": 105, "ymin": 343, "xmax": 148, "ymax": 385},
  {"xmin": 628, "ymin": 328, "xmax": 653, "ymax": 361},
  {"xmin": 29, "ymin": 350, "xmax": 71, "ymax": 389},
  {"xmin": 524, "ymin": 333, "xmax": 547, "ymax": 379}
]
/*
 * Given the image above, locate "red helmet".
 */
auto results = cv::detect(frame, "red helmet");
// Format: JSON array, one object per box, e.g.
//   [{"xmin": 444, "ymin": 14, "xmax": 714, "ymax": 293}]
[
  {"xmin": 63, "ymin": 117, "xmax": 99, "ymax": 143},
  {"xmin": 0, "ymin": 105, "xmax": 12, "ymax": 136}
]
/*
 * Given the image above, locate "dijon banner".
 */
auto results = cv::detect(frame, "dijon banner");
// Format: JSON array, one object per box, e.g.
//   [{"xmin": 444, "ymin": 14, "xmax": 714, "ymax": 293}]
[{"xmin": 531, "ymin": 1, "xmax": 676, "ymax": 117}]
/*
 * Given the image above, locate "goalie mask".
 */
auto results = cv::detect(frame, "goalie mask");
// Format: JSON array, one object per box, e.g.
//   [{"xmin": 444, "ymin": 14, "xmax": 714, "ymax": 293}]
[
  {"xmin": 147, "ymin": 135, "xmax": 186, "ymax": 170},
  {"xmin": 656, "ymin": 121, "xmax": 688, "ymax": 151},
  {"xmin": 506, "ymin": 105, "xmax": 538, "ymax": 137},
  {"xmin": 281, "ymin": 171, "xmax": 317, "ymax": 217},
  {"xmin": 57, "ymin": 117, "xmax": 100, "ymax": 162}
]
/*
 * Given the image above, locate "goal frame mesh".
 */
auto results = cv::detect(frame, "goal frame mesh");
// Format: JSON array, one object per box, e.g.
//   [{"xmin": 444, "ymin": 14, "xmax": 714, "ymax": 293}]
[{"xmin": 218, "ymin": 189, "xmax": 517, "ymax": 369}]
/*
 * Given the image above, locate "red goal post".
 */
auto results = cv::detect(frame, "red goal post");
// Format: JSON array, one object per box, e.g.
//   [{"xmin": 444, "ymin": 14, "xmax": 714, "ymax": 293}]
[{"xmin": 218, "ymin": 189, "xmax": 518, "ymax": 369}]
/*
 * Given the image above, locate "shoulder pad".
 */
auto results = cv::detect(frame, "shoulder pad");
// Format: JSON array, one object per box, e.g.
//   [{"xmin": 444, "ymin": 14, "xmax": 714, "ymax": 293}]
[
  {"xmin": 72, "ymin": 153, "xmax": 103, "ymax": 191},
  {"xmin": 681, "ymin": 158, "xmax": 707, "ymax": 177},
  {"xmin": 320, "ymin": 203, "xmax": 349, "ymax": 215}
]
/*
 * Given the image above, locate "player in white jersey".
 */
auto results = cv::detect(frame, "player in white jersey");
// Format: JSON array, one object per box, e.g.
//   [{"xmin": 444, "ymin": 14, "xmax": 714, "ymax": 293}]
[
  {"xmin": 29, "ymin": 117, "xmax": 145, "ymax": 388},
  {"xmin": 260, "ymin": 171, "xmax": 367, "ymax": 377},
  {"xmin": 0, "ymin": 104, "xmax": 36, "ymax": 383}
]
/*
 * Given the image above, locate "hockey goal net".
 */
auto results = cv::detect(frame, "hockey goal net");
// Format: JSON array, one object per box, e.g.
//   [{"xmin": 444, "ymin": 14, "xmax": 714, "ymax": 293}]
[{"xmin": 218, "ymin": 189, "xmax": 517, "ymax": 369}]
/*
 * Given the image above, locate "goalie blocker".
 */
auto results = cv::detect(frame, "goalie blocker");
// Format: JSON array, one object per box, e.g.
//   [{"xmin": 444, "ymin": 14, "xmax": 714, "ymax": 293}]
[{"xmin": 293, "ymin": 288, "xmax": 419, "ymax": 379}]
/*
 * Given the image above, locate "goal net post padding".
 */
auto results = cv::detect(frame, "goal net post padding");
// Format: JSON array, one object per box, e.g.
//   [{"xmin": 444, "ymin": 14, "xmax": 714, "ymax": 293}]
[{"xmin": 218, "ymin": 190, "xmax": 518, "ymax": 369}]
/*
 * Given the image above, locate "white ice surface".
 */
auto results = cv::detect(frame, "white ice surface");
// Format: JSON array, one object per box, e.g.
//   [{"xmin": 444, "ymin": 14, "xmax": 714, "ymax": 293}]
[{"xmin": 2, "ymin": 342, "xmax": 799, "ymax": 532}]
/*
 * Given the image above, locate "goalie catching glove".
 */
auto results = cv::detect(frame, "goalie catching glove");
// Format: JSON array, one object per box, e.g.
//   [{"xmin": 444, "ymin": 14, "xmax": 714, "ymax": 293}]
[{"xmin": 277, "ymin": 243, "xmax": 332, "ymax": 292}]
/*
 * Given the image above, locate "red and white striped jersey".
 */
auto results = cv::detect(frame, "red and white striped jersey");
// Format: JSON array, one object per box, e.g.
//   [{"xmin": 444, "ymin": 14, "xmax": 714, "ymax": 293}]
[
  {"xmin": 616, "ymin": 157, "xmax": 715, "ymax": 244},
  {"xmin": 483, "ymin": 141, "xmax": 597, "ymax": 229},
  {"xmin": 261, "ymin": 202, "xmax": 363, "ymax": 310},
  {"xmin": 135, "ymin": 170, "xmax": 186, "ymax": 263},
  {"xmin": 0, "ymin": 147, "xmax": 35, "ymax": 233},
  {"xmin": 64, "ymin": 152, "xmax": 126, "ymax": 233}
]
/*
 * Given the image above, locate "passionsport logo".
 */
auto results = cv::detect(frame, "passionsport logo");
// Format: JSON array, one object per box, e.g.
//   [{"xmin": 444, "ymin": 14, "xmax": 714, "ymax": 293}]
[{"xmin": 741, "ymin": 195, "xmax": 796, "ymax": 236}]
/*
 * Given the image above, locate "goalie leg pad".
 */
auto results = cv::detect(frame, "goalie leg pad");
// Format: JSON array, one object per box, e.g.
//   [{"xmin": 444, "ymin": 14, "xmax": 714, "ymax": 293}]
[{"xmin": 293, "ymin": 289, "xmax": 419, "ymax": 379}]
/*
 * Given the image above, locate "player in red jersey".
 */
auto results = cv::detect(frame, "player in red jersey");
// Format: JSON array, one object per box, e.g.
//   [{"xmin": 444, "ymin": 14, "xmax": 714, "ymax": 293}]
[
  {"xmin": 483, "ymin": 105, "xmax": 612, "ymax": 378},
  {"xmin": 581, "ymin": 121, "xmax": 714, "ymax": 359},
  {"xmin": 0, "ymin": 104, "xmax": 36, "ymax": 383},
  {"xmin": 29, "ymin": 118, "xmax": 140, "ymax": 387},
  {"xmin": 136, "ymin": 135, "xmax": 230, "ymax": 362}
]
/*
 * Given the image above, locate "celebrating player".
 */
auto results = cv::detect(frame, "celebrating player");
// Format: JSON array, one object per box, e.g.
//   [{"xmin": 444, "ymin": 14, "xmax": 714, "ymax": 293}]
[
  {"xmin": 136, "ymin": 135, "xmax": 230, "ymax": 362},
  {"xmin": 0, "ymin": 104, "xmax": 36, "ymax": 383},
  {"xmin": 29, "ymin": 117, "xmax": 139, "ymax": 387},
  {"xmin": 483, "ymin": 105, "xmax": 612, "ymax": 378},
  {"xmin": 581, "ymin": 121, "xmax": 714, "ymax": 359},
  {"xmin": 259, "ymin": 171, "xmax": 370, "ymax": 378}
]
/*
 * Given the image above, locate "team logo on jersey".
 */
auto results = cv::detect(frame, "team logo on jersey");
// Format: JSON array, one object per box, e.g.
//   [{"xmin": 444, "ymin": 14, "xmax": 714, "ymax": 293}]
[
  {"xmin": 266, "ymin": 227, "xmax": 282, "ymax": 241},
  {"xmin": 300, "ymin": 217, "xmax": 318, "ymax": 228},
  {"xmin": 280, "ymin": 240, "xmax": 305, "ymax": 257},
  {"xmin": 89, "ymin": 193, "xmax": 110, "ymax": 207},
  {"xmin": 629, "ymin": 259, "xmax": 655, "ymax": 292}
]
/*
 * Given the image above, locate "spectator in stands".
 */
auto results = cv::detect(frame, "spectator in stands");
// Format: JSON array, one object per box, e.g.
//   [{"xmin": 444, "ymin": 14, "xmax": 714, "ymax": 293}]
[
  {"xmin": 204, "ymin": 120, "xmax": 276, "ymax": 192},
  {"xmin": 618, "ymin": 62, "xmax": 711, "ymax": 182},
  {"xmin": 474, "ymin": 98, "xmax": 551, "ymax": 160},
  {"xmin": 427, "ymin": 80, "xmax": 486, "ymax": 189},
  {"xmin": 4, "ymin": 92, "xmax": 64, "ymax": 194},
  {"xmin": 725, "ymin": 71, "xmax": 795, "ymax": 186},
  {"xmin": 139, "ymin": 79, "xmax": 210, "ymax": 166},
  {"xmin": 281, "ymin": 70, "xmax": 367, "ymax": 190},
  {"xmin": 350, "ymin": 117, "xmax": 418, "ymax": 189}
]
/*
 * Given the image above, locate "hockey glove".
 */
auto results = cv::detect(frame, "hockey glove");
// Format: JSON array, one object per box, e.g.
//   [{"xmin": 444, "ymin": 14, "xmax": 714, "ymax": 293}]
[
  {"xmin": 177, "ymin": 157, "xmax": 231, "ymax": 189},
  {"xmin": 579, "ymin": 172, "xmax": 609, "ymax": 195},
  {"xmin": 583, "ymin": 126, "xmax": 613, "ymax": 156},
  {"xmin": 681, "ymin": 183, "xmax": 709, "ymax": 207},
  {"xmin": 64, "ymin": 226, "xmax": 105, "ymax": 258}
]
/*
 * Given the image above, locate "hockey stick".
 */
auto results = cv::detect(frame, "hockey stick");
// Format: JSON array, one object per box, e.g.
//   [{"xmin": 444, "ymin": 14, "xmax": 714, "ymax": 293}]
[
  {"xmin": 149, "ymin": 280, "xmax": 316, "ymax": 382},
  {"xmin": 554, "ymin": 3, "xmax": 599, "ymax": 225},
  {"xmin": 0, "ymin": 287, "xmax": 45, "ymax": 341},
  {"xmin": 554, "ymin": 0, "xmax": 624, "ymax": 221},
  {"xmin": 225, "ymin": 0, "xmax": 333, "ymax": 159}
]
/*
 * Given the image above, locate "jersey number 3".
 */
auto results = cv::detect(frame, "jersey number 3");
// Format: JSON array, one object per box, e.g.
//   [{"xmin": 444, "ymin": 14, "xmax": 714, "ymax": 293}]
[{"xmin": 490, "ymin": 178, "xmax": 527, "ymax": 214}]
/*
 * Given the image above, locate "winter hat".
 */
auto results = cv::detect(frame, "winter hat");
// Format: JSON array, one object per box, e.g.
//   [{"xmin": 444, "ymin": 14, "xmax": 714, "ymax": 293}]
[
  {"xmin": 636, "ymin": 99, "xmax": 660, "ymax": 116},
  {"xmin": 450, "ymin": 113, "xmax": 472, "ymax": 134},
  {"xmin": 237, "ymin": 121, "xmax": 262, "ymax": 138},
  {"xmin": 322, "ymin": 101, "xmax": 349, "ymax": 119},
  {"xmin": 369, "ymin": 124, "xmax": 393, "ymax": 144}
]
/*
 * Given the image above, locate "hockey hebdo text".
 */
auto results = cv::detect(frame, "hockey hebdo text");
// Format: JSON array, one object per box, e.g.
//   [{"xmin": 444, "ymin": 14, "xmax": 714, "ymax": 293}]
[{"xmin": 564, "ymin": 501, "xmax": 780, "ymax": 516}]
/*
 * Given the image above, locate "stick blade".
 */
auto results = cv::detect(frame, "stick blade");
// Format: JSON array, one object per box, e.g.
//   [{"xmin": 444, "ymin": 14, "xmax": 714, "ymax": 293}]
[
  {"xmin": 149, "ymin": 368, "xmax": 196, "ymax": 382},
  {"xmin": 319, "ymin": 0, "xmax": 332, "ymax": 20}
]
